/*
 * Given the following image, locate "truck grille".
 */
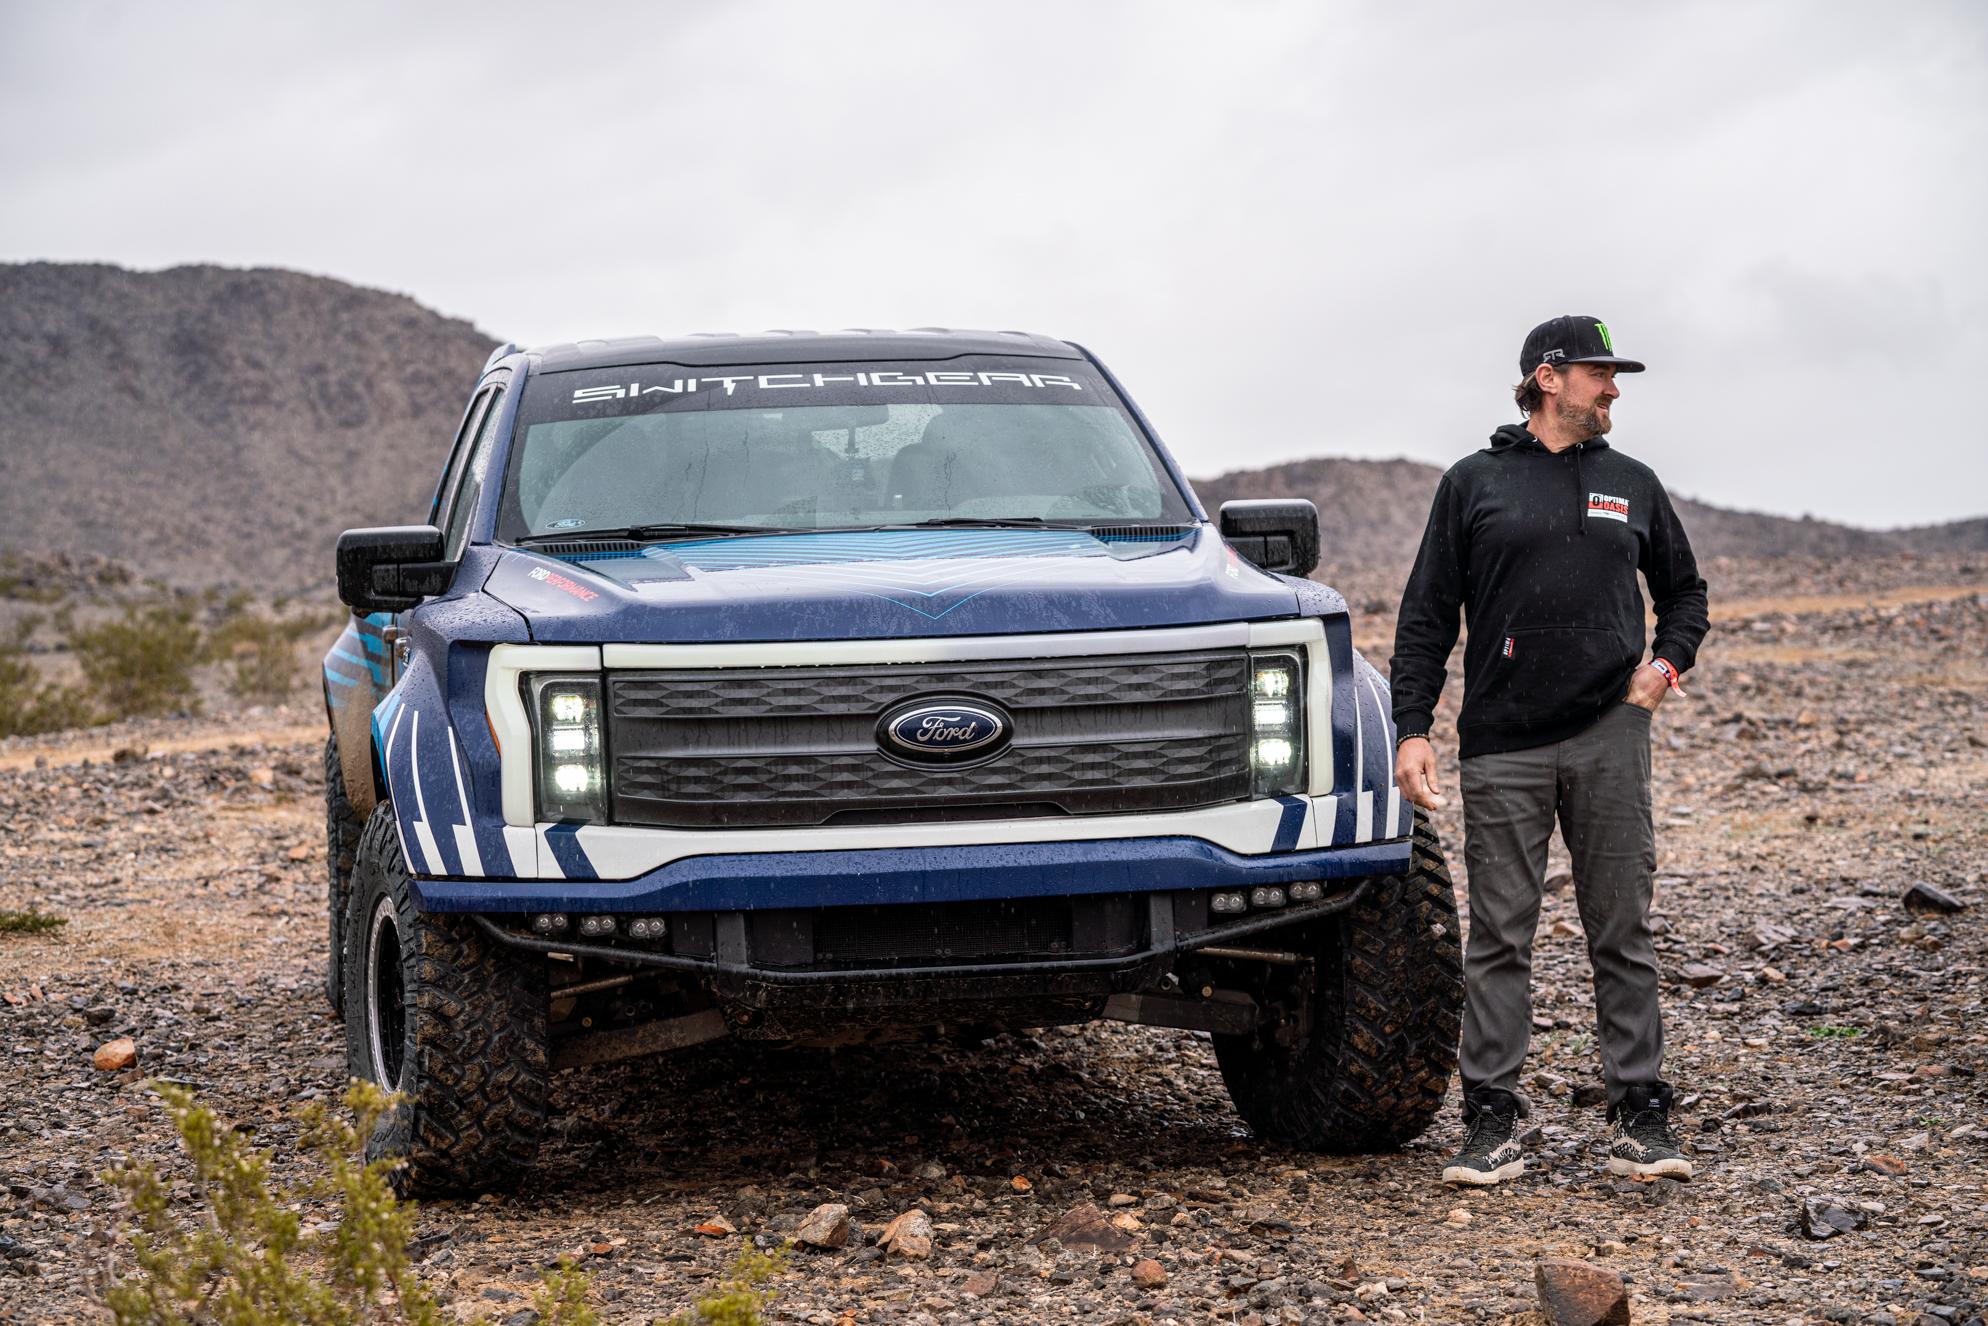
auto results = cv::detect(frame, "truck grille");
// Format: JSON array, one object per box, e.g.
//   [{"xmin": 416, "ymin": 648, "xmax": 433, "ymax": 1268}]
[{"xmin": 607, "ymin": 649, "xmax": 1249, "ymax": 828}]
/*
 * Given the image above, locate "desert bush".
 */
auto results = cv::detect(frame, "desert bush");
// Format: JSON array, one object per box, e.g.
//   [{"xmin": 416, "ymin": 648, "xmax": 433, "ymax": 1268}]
[
  {"xmin": 204, "ymin": 608, "xmax": 324, "ymax": 703},
  {"xmin": 0, "ymin": 906, "xmax": 68, "ymax": 935},
  {"xmin": 103, "ymin": 1081, "xmax": 789, "ymax": 1326},
  {"xmin": 660, "ymin": 1246, "xmax": 786, "ymax": 1326},
  {"xmin": 102, "ymin": 1081, "xmax": 600, "ymax": 1326},
  {"xmin": 70, "ymin": 604, "xmax": 202, "ymax": 718},
  {"xmin": 0, "ymin": 619, "xmax": 98, "ymax": 736},
  {"xmin": 0, "ymin": 551, "xmax": 69, "ymax": 603}
]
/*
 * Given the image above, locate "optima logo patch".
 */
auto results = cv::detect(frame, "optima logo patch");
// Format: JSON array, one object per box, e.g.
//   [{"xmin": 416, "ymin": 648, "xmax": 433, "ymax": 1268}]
[{"xmin": 1587, "ymin": 492, "xmax": 1630, "ymax": 523}]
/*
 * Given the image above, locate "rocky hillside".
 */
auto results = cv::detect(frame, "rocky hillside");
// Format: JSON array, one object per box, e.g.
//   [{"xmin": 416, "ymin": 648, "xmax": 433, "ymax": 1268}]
[
  {"xmin": 2, "ymin": 262, "xmax": 1981, "ymax": 595},
  {"xmin": 0, "ymin": 263, "xmax": 494, "ymax": 591},
  {"xmin": 1194, "ymin": 456, "xmax": 1988, "ymax": 601}
]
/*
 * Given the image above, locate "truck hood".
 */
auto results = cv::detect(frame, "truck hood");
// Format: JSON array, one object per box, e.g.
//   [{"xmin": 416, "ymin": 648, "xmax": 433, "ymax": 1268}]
[{"xmin": 480, "ymin": 526, "xmax": 1301, "ymax": 643}]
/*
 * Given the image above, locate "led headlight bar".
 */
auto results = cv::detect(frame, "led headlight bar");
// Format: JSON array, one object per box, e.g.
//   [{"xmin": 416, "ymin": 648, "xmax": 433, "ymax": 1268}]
[
  {"xmin": 530, "ymin": 674, "xmax": 607, "ymax": 822},
  {"xmin": 1248, "ymin": 650, "xmax": 1305, "ymax": 797}
]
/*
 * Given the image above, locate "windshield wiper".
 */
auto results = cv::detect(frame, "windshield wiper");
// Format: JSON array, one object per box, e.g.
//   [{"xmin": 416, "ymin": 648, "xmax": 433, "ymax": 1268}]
[
  {"xmin": 516, "ymin": 522, "xmax": 796, "ymax": 545},
  {"xmin": 901, "ymin": 517, "xmax": 1095, "ymax": 530}
]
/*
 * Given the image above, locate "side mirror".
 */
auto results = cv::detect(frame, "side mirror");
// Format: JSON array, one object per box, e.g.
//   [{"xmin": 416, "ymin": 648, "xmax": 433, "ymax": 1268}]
[
  {"xmin": 1218, "ymin": 499, "xmax": 1319, "ymax": 577},
  {"xmin": 336, "ymin": 525, "xmax": 454, "ymax": 614}
]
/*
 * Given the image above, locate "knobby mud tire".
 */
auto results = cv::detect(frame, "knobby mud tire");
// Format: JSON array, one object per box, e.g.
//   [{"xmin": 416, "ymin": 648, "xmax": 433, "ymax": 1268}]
[
  {"xmin": 323, "ymin": 733, "xmax": 367, "ymax": 1016},
  {"xmin": 343, "ymin": 804, "xmax": 549, "ymax": 1196},
  {"xmin": 1213, "ymin": 811, "xmax": 1463, "ymax": 1152}
]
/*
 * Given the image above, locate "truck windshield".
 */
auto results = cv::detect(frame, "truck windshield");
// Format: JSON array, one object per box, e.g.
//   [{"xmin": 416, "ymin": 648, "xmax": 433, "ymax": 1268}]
[{"xmin": 497, "ymin": 357, "xmax": 1194, "ymax": 540}]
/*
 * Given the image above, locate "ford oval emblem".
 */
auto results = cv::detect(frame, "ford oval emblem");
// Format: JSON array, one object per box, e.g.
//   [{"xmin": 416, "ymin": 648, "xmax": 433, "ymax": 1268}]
[{"xmin": 876, "ymin": 696, "xmax": 1012, "ymax": 766}]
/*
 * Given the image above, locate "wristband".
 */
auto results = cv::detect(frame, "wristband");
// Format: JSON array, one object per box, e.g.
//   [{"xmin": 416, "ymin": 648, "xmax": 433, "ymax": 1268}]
[
  {"xmin": 1396, "ymin": 731, "xmax": 1431, "ymax": 749},
  {"xmin": 1650, "ymin": 657, "xmax": 1686, "ymax": 695}
]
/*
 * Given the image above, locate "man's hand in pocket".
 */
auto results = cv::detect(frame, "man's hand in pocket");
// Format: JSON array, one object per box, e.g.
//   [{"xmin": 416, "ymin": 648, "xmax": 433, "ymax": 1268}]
[{"xmin": 1624, "ymin": 663, "xmax": 1672, "ymax": 712}]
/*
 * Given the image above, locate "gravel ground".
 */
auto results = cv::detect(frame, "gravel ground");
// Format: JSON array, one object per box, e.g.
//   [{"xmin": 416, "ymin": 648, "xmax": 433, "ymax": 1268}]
[{"xmin": 2, "ymin": 557, "xmax": 1984, "ymax": 1325}]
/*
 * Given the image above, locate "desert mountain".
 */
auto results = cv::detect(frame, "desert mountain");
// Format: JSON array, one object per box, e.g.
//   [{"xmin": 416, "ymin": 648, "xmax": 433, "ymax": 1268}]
[
  {"xmin": 0, "ymin": 263, "xmax": 493, "ymax": 591},
  {"xmin": 1193, "ymin": 458, "xmax": 1985, "ymax": 601},
  {"xmin": 1, "ymin": 263, "xmax": 1980, "ymax": 594}
]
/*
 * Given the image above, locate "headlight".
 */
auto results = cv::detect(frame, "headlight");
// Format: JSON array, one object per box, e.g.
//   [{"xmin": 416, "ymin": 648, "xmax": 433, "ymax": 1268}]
[
  {"xmin": 530, "ymin": 674, "xmax": 607, "ymax": 822},
  {"xmin": 1248, "ymin": 651, "xmax": 1305, "ymax": 797}
]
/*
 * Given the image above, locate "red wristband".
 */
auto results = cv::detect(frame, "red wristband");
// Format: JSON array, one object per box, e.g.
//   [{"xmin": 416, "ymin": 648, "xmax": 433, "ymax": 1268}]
[{"xmin": 1650, "ymin": 657, "xmax": 1685, "ymax": 694}]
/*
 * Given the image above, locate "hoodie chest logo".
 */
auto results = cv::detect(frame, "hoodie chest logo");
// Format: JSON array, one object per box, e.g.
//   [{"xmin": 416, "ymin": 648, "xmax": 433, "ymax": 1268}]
[{"xmin": 1587, "ymin": 492, "xmax": 1630, "ymax": 523}]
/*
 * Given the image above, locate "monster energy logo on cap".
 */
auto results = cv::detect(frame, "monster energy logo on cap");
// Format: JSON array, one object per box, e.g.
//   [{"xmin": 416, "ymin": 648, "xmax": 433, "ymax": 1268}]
[{"xmin": 1520, "ymin": 315, "xmax": 1646, "ymax": 376}]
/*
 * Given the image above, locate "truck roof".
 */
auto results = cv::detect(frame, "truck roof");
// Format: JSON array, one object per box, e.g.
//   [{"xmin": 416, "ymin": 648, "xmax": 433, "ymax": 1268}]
[{"xmin": 517, "ymin": 328, "xmax": 1084, "ymax": 374}]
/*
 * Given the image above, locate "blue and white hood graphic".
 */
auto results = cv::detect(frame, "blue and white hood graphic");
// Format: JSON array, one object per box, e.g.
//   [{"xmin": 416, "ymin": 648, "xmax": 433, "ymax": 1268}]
[{"xmin": 481, "ymin": 526, "xmax": 1300, "ymax": 642}]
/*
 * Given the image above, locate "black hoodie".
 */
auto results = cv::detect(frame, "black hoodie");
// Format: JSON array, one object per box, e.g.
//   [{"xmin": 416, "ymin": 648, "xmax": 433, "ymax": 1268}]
[{"xmin": 1389, "ymin": 423, "xmax": 1709, "ymax": 758}]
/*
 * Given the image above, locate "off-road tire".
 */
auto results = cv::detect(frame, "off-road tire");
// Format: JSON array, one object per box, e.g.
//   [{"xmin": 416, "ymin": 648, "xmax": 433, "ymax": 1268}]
[
  {"xmin": 343, "ymin": 803, "xmax": 549, "ymax": 1195},
  {"xmin": 324, "ymin": 733, "xmax": 367, "ymax": 1015},
  {"xmin": 1212, "ymin": 811, "xmax": 1463, "ymax": 1151}
]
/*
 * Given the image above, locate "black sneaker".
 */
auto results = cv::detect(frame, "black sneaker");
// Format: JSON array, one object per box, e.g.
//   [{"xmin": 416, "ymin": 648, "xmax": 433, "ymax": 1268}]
[
  {"xmin": 1442, "ymin": 1087, "xmax": 1527, "ymax": 1186},
  {"xmin": 1606, "ymin": 1082, "xmax": 1694, "ymax": 1179}
]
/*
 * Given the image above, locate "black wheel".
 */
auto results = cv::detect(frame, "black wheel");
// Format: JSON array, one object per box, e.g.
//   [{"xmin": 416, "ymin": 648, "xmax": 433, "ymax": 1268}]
[
  {"xmin": 343, "ymin": 803, "xmax": 550, "ymax": 1195},
  {"xmin": 1212, "ymin": 811, "xmax": 1463, "ymax": 1151},
  {"xmin": 324, "ymin": 733, "xmax": 367, "ymax": 1015}
]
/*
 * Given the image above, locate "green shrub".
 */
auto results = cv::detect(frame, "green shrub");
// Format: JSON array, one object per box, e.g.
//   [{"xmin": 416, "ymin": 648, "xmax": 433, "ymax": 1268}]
[
  {"xmin": 0, "ymin": 621, "xmax": 98, "ymax": 736},
  {"xmin": 70, "ymin": 604, "xmax": 202, "ymax": 719},
  {"xmin": 0, "ymin": 553, "xmax": 68, "ymax": 603},
  {"xmin": 0, "ymin": 906, "xmax": 67, "ymax": 935},
  {"xmin": 204, "ymin": 609, "xmax": 321, "ymax": 703},
  {"xmin": 103, "ymin": 1081, "xmax": 789, "ymax": 1326},
  {"xmin": 660, "ymin": 1247, "xmax": 786, "ymax": 1326},
  {"xmin": 104, "ymin": 1081, "xmax": 606, "ymax": 1326}
]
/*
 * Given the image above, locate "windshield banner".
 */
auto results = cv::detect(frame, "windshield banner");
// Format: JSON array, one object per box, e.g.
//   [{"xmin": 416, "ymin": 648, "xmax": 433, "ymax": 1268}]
[{"xmin": 524, "ymin": 357, "xmax": 1111, "ymax": 421}]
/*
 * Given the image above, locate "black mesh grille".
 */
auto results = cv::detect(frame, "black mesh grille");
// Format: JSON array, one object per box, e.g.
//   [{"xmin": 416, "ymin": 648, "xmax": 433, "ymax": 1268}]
[
  {"xmin": 606, "ymin": 649, "xmax": 1249, "ymax": 828},
  {"xmin": 811, "ymin": 900, "xmax": 1074, "ymax": 967},
  {"xmin": 611, "ymin": 652, "xmax": 1239, "ymax": 718}
]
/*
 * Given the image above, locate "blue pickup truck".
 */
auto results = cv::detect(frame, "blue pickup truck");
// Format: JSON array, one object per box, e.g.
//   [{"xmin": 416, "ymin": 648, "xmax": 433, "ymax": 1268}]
[{"xmin": 323, "ymin": 329, "xmax": 1462, "ymax": 1194}]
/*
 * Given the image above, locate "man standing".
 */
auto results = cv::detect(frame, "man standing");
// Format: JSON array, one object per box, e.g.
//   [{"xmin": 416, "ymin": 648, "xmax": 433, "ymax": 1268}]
[{"xmin": 1390, "ymin": 316, "xmax": 1709, "ymax": 1187}]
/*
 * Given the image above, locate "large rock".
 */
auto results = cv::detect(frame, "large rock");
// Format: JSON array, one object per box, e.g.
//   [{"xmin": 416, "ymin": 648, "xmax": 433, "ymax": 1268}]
[
  {"xmin": 1029, "ymin": 1202, "xmax": 1135, "ymax": 1252},
  {"xmin": 1798, "ymin": 1197, "xmax": 1868, "ymax": 1239},
  {"xmin": 1534, "ymin": 1258, "xmax": 1630, "ymax": 1326},
  {"xmin": 1903, "ymin": 881, "xmax": 1966, "ymax": 914},
  {"xmin": 878, "ymin": 1209, "xmax": 933, "ymax": 1259},
  {"xmin": 793, "ymin": 1203, "xmax": 851, "ymax": 1249},
  {"xmin": 1679, "ymin": 962, "xmax": 1726, "ymax": 988},
  {"xmin": 91, "ymin": 1039, "xmax": 136, "ymax": 1072}
]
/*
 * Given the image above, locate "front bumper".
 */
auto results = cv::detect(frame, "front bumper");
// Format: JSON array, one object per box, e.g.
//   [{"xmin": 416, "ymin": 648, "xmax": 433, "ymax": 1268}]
[
  {"xmin": 412, "ymin": 834, "xmax": 1410, "ymax": 914},
  {"xmin": 469, "ymin": 877, "xmax": 1372, "ymax": 993}
]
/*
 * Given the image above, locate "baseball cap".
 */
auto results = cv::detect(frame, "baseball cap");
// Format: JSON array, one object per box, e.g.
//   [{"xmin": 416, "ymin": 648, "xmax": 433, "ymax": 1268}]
[{"xmin": 1520, "ymin": 316, "xmax": 1646, "ymax": 376}]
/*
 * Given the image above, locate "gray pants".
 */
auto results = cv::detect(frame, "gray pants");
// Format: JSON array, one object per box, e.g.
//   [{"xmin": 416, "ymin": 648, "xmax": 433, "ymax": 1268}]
[{"xmin": 1457, "ymin": 702, "xmax": 1664, "ymax": 1112}]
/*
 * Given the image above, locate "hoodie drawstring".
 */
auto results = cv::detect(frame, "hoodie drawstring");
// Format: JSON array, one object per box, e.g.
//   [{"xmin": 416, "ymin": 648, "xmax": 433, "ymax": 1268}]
[{"xmin": 1574, "ymin": 443, "xmax": 1587, "ymax": 537}]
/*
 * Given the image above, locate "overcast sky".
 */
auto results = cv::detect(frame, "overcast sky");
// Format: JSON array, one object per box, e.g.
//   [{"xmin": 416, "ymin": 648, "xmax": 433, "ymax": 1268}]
[{"xmin": 3, "ymin": 1, "xmax": 1983, "ymax": 527}]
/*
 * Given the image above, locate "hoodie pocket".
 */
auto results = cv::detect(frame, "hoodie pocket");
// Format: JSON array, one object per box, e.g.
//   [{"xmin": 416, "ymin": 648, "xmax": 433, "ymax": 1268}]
[{"xmin": 1473, "ymin": 626, "xmax": 1630, "ymax": 727}]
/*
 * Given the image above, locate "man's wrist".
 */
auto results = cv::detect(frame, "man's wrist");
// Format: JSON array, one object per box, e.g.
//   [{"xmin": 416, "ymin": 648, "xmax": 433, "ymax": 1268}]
[
  {"xmin": 1396, "ymin": 731, "xmax": 1431, "ymax": 749},
  {"xmin": 1649, "ymin": 657, "xmax": 1685, "ymax": 693}
]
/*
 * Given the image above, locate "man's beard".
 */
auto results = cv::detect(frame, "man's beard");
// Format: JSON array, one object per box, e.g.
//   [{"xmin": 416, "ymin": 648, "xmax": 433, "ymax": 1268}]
[{"xmin": 1559, "ymin": 398, "xmax": 1612, "ymax": 437}]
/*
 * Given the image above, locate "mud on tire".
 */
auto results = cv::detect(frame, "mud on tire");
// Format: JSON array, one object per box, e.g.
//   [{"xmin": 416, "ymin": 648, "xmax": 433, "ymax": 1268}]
[
  {"xmin": 343, "ymin": 803, "xmax": 549, "ymax": 1195},
  {"xmin": 1213, "ymin": 811, "xmax": 1463, "ymax": 1151},
  {"xmin": 324, "ymin": 733, "xmax": 367, "ymax": 1015}
]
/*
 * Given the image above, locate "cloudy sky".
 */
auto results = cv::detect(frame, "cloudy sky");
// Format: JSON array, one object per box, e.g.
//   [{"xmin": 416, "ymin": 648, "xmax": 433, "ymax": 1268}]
[{"xmin": 3, "ymin": 1, "xmax": 1983, "ymax": 527}]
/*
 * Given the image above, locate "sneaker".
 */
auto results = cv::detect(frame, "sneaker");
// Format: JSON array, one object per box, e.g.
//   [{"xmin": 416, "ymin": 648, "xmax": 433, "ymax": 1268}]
[
  {"xmin": 1606, "ymin": 1082, "xmax": 1694, "ymax": 1179},
  {"xmin": 1442, "ymin": 1087, "xmax": 1527, "ymax": 1186}
]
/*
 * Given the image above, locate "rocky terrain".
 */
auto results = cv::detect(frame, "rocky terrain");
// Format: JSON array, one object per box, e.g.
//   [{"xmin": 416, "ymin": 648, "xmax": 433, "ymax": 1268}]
[{"xmin": 1, "ymin": 555, "xmax": 1985, "ymax": 1325}]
